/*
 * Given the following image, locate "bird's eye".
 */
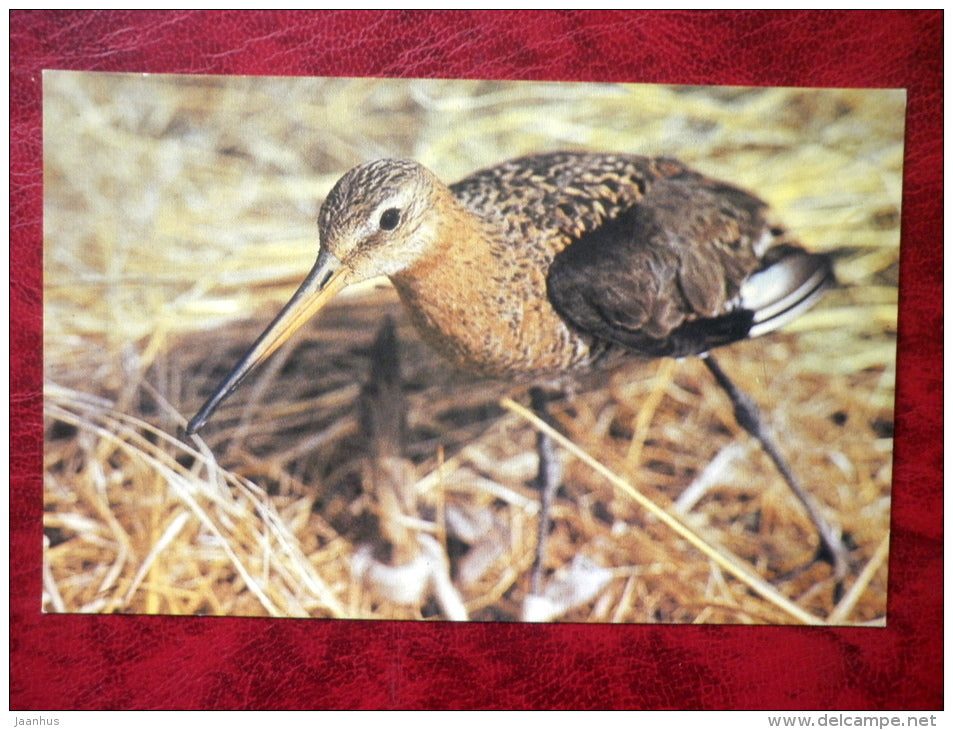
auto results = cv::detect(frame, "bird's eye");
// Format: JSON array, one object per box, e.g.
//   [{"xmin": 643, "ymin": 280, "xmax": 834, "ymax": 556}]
[{"xmin": 379, "ymin": 208, "xmax": 401, "ymax": 231}]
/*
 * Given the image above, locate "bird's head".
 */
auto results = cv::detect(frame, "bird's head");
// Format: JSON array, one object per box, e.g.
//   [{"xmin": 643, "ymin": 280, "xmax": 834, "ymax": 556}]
[
  {"xmin": 187, "ymin": 159, "xmax": 444, "ymax": 434},
  {"xmin": 318, "ymin": 158, "xmax": 444, "ymax": 282}
]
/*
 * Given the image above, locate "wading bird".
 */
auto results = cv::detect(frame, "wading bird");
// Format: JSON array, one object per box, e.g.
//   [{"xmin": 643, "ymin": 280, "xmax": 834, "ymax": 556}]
[{"xmin": 188, "ymin": 152, "xmax": 847, "ymax": 610}]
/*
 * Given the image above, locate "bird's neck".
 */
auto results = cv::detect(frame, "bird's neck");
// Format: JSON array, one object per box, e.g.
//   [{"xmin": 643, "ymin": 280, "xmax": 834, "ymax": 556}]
[
  {"xmin": 395, "ymin": 192, "xmax": 495, "ymax": 292},
  {"xmin": 390, "ymin": 192, "xmax": 590, "ymax": 378},
  {"xmin": 389, "ymin": 194, "xmax": 499, "ymax": 369}
]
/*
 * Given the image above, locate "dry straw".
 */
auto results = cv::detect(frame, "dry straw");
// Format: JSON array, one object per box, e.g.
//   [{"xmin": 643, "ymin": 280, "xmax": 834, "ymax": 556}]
[{"xmin": 43, "ymin": 73, "xmax": 900, "ymax": 622}]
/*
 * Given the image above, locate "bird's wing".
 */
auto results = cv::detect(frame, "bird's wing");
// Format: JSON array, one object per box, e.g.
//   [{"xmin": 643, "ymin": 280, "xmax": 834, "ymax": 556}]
[{"xmin": 546, "ymin": 175, "xmax": 831, "ymax": 358}]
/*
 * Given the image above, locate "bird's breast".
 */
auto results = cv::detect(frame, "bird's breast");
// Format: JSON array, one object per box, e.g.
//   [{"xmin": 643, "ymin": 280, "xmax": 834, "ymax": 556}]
[{"xmin": 390, "ymin": 235, "xmax": 595, "ymax": 379}]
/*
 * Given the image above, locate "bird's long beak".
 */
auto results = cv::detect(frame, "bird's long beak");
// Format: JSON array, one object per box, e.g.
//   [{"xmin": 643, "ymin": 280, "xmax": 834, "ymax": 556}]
[{"xmin": 187, "ymin": 249, "xmax": 349, "ymax": 435}]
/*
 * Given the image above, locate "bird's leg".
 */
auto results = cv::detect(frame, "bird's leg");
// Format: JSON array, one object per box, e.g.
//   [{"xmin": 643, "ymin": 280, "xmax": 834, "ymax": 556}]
[
  {"xmin": 529, "ymin": 387, "xmax": 562, "ymax": 597},
  {"xmin": 701, "ymin": 354, "xmax": 849, "ymax": 583}
]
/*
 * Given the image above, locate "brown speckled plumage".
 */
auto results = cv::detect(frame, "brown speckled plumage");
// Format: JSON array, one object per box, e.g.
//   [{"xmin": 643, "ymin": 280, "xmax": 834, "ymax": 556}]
[{"xmin": 188, "ymin": 152, "xmax": 831, "ymax": 433}]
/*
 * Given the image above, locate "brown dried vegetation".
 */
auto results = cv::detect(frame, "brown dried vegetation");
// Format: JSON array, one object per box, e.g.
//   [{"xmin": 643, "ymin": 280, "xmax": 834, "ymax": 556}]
[{"xmin": 43, "ymin": 74, "xmax": 900, "ymax": 622}]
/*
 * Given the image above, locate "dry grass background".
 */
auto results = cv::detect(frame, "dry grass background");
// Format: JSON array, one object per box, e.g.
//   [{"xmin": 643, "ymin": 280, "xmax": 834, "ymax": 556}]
[{"xmin": 42, "ymin": 73, "xmax": 902, "ymax": 623}]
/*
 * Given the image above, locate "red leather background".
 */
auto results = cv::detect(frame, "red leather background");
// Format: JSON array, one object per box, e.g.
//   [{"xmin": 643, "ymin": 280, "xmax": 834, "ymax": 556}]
[{"xmin": 11, "ymin": 10, "xmax": 941, "ymax": 709}]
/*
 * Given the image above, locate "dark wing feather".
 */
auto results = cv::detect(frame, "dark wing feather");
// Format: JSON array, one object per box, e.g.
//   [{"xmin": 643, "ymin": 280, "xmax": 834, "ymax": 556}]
[{"xmin": 547, "ymin": 174, "xmax": 777, "ymax": 358}]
